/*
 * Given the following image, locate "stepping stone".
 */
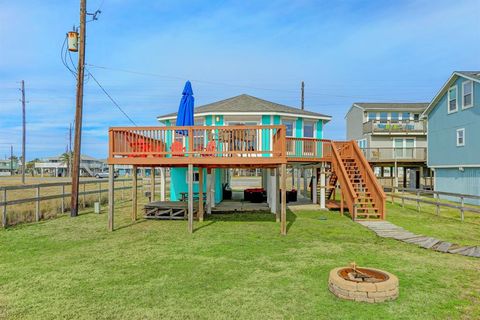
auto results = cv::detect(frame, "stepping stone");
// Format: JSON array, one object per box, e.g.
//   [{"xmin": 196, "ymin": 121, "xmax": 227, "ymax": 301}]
[
  {"xmin": 434, "ymin": 242, "xmax": 452, "ymax": 253},
  {"xmin": 460, "ymin": 247, "xmax": 477, "ymax": 257},
  {"xmin": 448, "ymin": 246, "xmax": 474, "ymax": 254},
  {"xmin": 403, "ymin": 236, "xmax": 429, "ymax": 244},
  {"xmin": 419, "ymin": 238, "xmax": 441, "ymax": 249},
  {"xmin": 472, "ymin": 247, "xmax": 480, "ymax": 258}
]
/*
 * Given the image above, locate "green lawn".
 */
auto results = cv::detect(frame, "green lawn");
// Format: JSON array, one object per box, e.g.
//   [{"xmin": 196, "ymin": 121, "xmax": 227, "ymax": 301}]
[{"xmin": 0, "ymin": 201, "xmax": 479, "ymax": 319}]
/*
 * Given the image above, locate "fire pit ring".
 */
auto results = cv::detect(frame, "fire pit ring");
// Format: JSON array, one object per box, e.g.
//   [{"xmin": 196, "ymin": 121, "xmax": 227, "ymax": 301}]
[{"xmin": 328, "ymin": 264, "xmax": 399, "ymax": 303}]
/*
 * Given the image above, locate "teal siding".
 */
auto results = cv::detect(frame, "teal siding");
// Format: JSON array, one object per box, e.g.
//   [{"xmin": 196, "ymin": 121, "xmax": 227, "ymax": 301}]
[
  {"xmin": 316, "ymin": 120, "xmax": 323, "ymax": 156},
  {"xmin": 273, "ymin": 115, "xmax": 281, "ymax": 125},
  {"xmin": 165, "ymin": 120, "xmax": 172, "ymax": 157},
  {"xmin": 170, "ymin": 167, "xmax": 223, "ymax": 204},
  {"xmin": 261, "ymin": 115, "xmax": 271, "ymax": 157},
  {"xmin": 205, "ymin": 115, "xmax": 213, "ymax": 126},
  {"xmin": 295, "ymin": 118, "xmax": 303, "ymax": 156},
  {"xmin": 435, "ymin": 167, "xmax": 480, "ymax": 205},
  {"xmin": 428, "ymin": 77, "xmax": 480, "ymax": 167}
]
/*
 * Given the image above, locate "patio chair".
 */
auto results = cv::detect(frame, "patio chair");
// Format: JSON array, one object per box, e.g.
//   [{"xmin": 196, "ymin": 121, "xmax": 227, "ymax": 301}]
[
  {"xmin": 171, "ymin": 141, "xmax": 186, "ymax": 157},
  {"xmin": 202, "ymin": 140, "xmax": 216, "ymax": 157}
]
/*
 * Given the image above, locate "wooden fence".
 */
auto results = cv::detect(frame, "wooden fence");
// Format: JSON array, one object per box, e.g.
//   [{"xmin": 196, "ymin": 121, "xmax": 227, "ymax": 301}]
[
  {"xmin": 1, "ymin": 178, "xmax": 143, "ymax": 228},
  {"xmin": 389, "ymin": 187, "xmax": 480, "ymax": 221}
]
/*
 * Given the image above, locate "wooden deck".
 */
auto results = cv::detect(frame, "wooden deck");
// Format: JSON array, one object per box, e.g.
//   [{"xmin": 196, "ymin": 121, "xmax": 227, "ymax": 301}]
[{"xmin": 144, "ymin": 201, "xmax": 198, "ymax": 220}]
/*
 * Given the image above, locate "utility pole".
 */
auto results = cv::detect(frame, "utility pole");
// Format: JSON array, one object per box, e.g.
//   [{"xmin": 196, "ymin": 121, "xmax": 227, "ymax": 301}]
[
  {"xmin": 301, "ymin": 81, "xmax": 305, "ymax": 110},
  {"xmin": 69, "ymin": 122, "xmax": 73, "ymax": 177},
  {"xmin": 20, "ymin": 80, "xmax": 26, "ymax": 184},
  {"xmin": 71, "ymin": 0, "xmax": 87, "ymax": 217}
]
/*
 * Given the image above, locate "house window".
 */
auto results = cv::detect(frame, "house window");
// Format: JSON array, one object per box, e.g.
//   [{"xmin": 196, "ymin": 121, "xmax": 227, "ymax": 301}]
[
  {"xmin": 186, "ymin": 170, "xmax": 200, "ymax": 183},
  {"xmin": 394, "ymin": 138, "xmax": 415, "ymax": 158},
  {"xmin": 357, "ymin": 139, "xmax": 367, "ymax": 149},
  {"xmin": 368, "ymin": 112, "xmax": 377, "ymax": 121},
  {"xmin": 448, "ymin": 86, "xmax": 457, "ymax": 113},
  {"xmin": 413, "ymin": 114, "xmax": 420, "ymax": 121},
  {"xmin": 303, "ymin": 121, "xmax": 314, "ymax": 138},
  {"xmin": 282, "ymin": 120, "xmax": 294, "ymax": 137},
  {"xmin": 391, "ymin": 112, "xmax": 399, "ymax": 121},
  {"xmin": 379, "ymin": 112, "xmax": 388, "ymax": 123},
  {"xmin": 462, "ymin": 80, "xmax": 473, "ymax": 109},
  {"xmin": 401, "ymin": 112, "xmax": 410, "ymax": 121},
  {"xmin": 456, "ymin": 128, "xmax": 465, "ymax": 147}
]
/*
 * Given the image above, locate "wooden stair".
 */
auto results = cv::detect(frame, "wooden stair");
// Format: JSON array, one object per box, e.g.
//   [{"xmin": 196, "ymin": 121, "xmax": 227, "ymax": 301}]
[{"xmin": 329, "ymin": 141, "xmax": 386, "ymax": 221}]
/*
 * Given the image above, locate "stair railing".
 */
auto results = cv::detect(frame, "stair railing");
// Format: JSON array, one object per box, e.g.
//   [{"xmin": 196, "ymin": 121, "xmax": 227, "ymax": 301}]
[
  {"xmin": 350, "ymin": 141, "xmax": 386, "ymax": 219},
  {"xmin": 330, "ymin": 141, "xmax": 357, "ymax": 216}
]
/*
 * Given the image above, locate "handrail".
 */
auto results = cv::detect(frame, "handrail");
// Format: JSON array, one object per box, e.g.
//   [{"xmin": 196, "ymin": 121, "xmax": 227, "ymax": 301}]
[
  {"xmin": 330, "ymin": 141, "xmax": 357, "ymax": 214},
  {"xmin": 351, "ymin": 141, "xmax": 386, "ymax": 218}
]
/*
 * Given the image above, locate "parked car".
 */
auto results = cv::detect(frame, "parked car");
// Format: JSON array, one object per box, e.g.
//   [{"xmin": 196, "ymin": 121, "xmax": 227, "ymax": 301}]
[{"xmin": 95, "ymin": 171, "xmax": 118, "ymax": 179}]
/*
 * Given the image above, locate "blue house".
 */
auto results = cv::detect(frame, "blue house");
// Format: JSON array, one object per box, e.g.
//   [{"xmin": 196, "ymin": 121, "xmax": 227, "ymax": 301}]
[
  {"xmin": 157, "ymin": 94, "xmax": 331, "ymax": 204},
  {"xmin": 422, "ymin": 71, "xmax": 480, "ymax": 204}
]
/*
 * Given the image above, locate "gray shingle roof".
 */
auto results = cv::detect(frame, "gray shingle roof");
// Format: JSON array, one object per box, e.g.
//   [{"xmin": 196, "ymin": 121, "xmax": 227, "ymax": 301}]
[
  {"xmin": 157, "ymin": 94, "xmax": 331, "ymax": 120},
  {"xmin": 456, "ymin": 71, "xmax": 480, "ymax": 81},
  {"xmin": 353, "ymin": 102, "xmax": 429, "ymax": 111}
]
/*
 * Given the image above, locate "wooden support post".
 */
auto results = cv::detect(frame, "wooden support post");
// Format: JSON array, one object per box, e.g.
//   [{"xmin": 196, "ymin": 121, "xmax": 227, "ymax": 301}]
[
  {"xmin": 436, "ymin": 193, "xmax": 440, "ymax": 216},
  {"xmin": 132, "ymin": 165, "xmax": 137, "ymax": 222},
  {"xmin": 303, "ymin": 170, "xmax": 308, "ymax": 198},
  {"xmin": 160, "ymin": 168, "xmax": 166, "ymax": 201},
  {"xmin": 340, "ymin": 189, "xmax": 344, "ymax": 215},
  {"xmin": 206, "ymin": 168, "xmax": 212, "ymax": 214},
  {"xmin": 2, "ymin": 189, "xmax": 7, "ymax": 228},
  {"xmin": 188, "ymin": 164, "xmax": 194, "ymax": 233},
  {"xmin": 61, "ymin": 185, "xmax": 65, "ymax": 213},
  {"xmin": 401, "ymin": 188, "xmax": 405, "ymax": 208},
  {"xmin": 35, "ymin": 185, "xmax": 40, "ymax": 222},
  {"xmin": 98, "ymin": 181, "xmax": 102, "ymax": 204},
  {"xmin": 312, "ymin": 168, "xmax": 318, "ymax": 204},
  {"xmin": 150, "ymin": 168, "xmax": 156, "ymax": 202},
  {"xmin": 416, "ymin": 190, "xmax": 420, "ymax": 212},
  {"xmin": 275, "ymin": 168, "xmax": 280, "ymax": 220},
  {"xmin": 460, "ymin": 196, "xmax": 464, "ymax": 222},
  {"xmin": 108, "ymin": 164, "xmax": 115, "ymax": 231},
  {"xmin": 320, "ymin": 165, "xmax": 326, "ymax": 209},
  {"xmin": 198, "ymin": 167, "xmax": 204, "ymax": 222},
  {"xmin": 280, "ymin": 164, "xmax": 287, "ymax": 236}
]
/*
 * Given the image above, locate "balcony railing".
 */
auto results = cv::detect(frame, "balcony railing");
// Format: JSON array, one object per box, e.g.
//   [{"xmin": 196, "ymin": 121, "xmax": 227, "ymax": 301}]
[
  {"xmin": 285, "ymin": 137, "xmax": 332, "ymax": 161},
  {"xmin": 360, "ymin": 147, "xmax": 427, "ymax": 162},
  {"xmin": 363, "ymin": 120, "xmax": 426, "ymax": 134},
  {"xmin": 109, "ymin": 125, "xmax": 287, "ymax": 165}
]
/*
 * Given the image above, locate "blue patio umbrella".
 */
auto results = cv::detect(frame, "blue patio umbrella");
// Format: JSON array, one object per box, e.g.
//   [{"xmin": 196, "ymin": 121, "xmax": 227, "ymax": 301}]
[{"xmin": 175, "ymin": 81, "xmax": 195, "ymax": 135}]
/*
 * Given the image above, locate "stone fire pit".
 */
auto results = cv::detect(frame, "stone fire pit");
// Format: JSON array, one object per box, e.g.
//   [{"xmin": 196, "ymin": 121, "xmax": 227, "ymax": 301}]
[{"xmin": 328, "ymin": 263, "xmax": 399, "ymax": 303}]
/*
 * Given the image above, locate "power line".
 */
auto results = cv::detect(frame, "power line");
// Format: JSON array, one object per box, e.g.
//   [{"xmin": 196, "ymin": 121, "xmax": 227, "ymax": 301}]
[{"xmin": 86, "ymin": 69, "xmax": 137, "ymax": 126}]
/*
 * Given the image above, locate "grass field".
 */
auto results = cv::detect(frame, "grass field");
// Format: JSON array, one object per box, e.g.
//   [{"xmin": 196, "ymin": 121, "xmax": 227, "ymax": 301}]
[{"xmin": 1, "ymin": 200, "xmax": 479, "ymax": 319}]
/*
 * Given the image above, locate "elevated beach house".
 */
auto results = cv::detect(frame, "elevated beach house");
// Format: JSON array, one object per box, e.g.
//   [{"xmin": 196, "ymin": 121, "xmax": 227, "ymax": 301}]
[
  {"xmin": 422, "ymin": 71, "xmax": 480, "ymax": 204},
  {"xmin": 156, "ymin": 94, "xmax": 331, "ymax": 204},
  {"xmin": 345, "ymin": 102, "xmax": 431, "ymax": 189}
]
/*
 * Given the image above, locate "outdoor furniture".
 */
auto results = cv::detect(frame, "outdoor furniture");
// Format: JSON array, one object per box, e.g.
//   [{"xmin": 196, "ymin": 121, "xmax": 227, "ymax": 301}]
[
  {"xmin": 179, "ymin": 192, "xmax": 207, "ymax": 202},
  {"xmin": 244, "ymin": 188, "xmax": 266, "ymax": 203},
  {"xmin": 287, "ymin": 189, "xmax": 297, "ymax": 202},
  {"xmin": 171, "ymin": 141, "xmax": 185, "ymax": 157},
  {"xmin": 223, "ymin": 183, "xmax": 232, "ymax": 200},
  {"xmin": 144, "ymin": 201, "xmax": 198, "ymax": 220}
]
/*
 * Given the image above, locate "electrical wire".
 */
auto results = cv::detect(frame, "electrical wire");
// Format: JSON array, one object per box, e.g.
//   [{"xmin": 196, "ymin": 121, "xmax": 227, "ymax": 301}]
[{"xmin": 85, "ymin": 68, "xmax": 137, "ymax": 126}]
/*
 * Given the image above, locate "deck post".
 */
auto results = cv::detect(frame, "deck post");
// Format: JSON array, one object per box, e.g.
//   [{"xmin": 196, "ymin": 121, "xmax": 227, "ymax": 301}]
[
  {"xmin": 320, "ymin": 164, "xmax": 326, "ymax": 209},
  {"xmin": 132, "ymin": 165, "xmax": 137, "ymax": 222},
  {"xmin": 271, "ymin": 168, "xmax": 278, "ymax": 217},
  {"xmin": 188, "ymin": 164, "xmax": 194, "ymax": 233},
  {"xmin": 206, "ymin": 168, "xmax": 212, "ymax": 214},
  {"xmin": 160, "ymin": 168, "xmax": 166, "ymax": 201},
  {"xmin": 312, "ymin": 168, "xmax": 318, "ymax": 204},
  {"xmin": 198, "ymin": 167, "xmax": 204, "ymax": 222},
  {"xmin": 266, "ymin": 169, "xmax": 272, "ymax": 207},
  {"xmin": 340, "ymin": 189, "xmax": 344, "ymax": 215},
  {"xmin": 297, "ymin": 168, "xmax": 301, "ymax": 194},
  {"xmin": 303, "ymin": 169, "xmax": 308, "ymax": 198},
  {"xmin": 108, "ymin": 164, "xmax": 115, "ymax": 231},
  {"xmin": 150, "ymin": 167, "xmax": 156, "ymax": 202},
  {"xmin": 280, "ymin": 163, "xmax": 287, "ymax": 235}
]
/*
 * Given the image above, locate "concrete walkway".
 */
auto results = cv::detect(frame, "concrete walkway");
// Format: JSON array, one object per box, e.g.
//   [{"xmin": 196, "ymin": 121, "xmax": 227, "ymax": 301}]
[{"xmin": 358, "ymin": 220, "xmax": 480, "ymax": 258}]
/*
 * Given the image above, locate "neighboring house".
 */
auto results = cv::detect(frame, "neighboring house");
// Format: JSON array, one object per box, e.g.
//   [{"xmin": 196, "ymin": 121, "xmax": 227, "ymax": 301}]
[
  {"xmin": 35, "ymin": 154, "xmax": 106, "ymax": 177},
  {"xmin": 345, "ymin": 102, "xmax": 431, "ymax": 189},
  {"xmin": 157, "ymin": 94, "xmax": 331, "ymax": 203},
  {"xmin": 0, "ymin": 159, "xmax": 19, "ymax": 176},
  {"xmin": 422, "ymin": 71, "xmax": 480, "ymax": 205}
]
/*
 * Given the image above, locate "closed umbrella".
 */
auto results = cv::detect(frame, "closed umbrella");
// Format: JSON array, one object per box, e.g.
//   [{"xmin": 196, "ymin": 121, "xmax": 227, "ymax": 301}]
[{"xmin": 176, "ymin": 81, "xmax": 194, "ymax": 135}]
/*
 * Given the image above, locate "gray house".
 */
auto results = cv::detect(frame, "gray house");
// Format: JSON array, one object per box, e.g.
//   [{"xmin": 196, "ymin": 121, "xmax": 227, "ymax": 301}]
[
  {"xmin": 345, "ymin": 102, "xmax": 430, "ymax": 189},
  {"xmin": 422, "ymin": 71, "xmax": 480, "ymax": 205}
]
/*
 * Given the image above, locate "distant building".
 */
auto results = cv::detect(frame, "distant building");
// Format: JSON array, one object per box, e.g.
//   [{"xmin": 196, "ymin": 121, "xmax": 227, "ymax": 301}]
[
  {"xmin": 345, "ymin": 102, "xmax": 431, "ymax": 189},
  {"xmin": 0, "ymin": 158, "xmax": 19, "ymax": 176},
  {"xmin": 422, "ymin": 71, "xmax": 480, "ymax": 204},
  {"xmin": 34, "ymin": 154, "xmax": 105, "ymax": 177}
]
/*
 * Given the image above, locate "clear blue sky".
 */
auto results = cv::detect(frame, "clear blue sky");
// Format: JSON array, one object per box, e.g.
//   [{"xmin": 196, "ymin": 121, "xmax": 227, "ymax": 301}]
[{"xmin": 1, "ymin": 0, "xmax": 479, "ymax": 160}]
